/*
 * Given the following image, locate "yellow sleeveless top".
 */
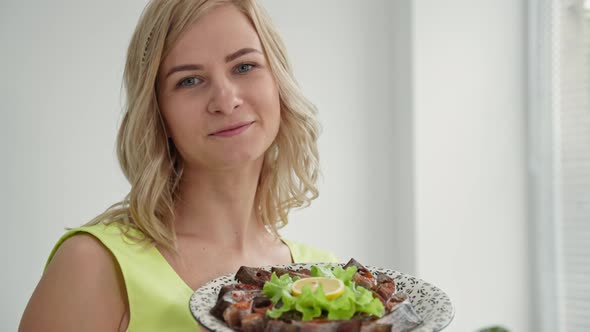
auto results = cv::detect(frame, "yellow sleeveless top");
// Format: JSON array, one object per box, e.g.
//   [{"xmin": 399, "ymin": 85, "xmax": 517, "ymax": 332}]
[{"xmin": 45, "ymin": 223, "xmax": 339, "ymax": 332}]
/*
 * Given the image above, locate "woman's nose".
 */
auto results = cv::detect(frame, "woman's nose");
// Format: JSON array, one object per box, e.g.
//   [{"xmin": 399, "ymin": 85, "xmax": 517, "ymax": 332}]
[{"xmin": 207, "ymin": 77, "xmax": 243, "ymax": 115}]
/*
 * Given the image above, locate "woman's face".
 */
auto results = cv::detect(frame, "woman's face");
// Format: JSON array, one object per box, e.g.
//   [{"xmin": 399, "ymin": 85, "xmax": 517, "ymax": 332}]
[{"xmin": 156, "ymin": 4, "xmax": 281, "ymax": 170}]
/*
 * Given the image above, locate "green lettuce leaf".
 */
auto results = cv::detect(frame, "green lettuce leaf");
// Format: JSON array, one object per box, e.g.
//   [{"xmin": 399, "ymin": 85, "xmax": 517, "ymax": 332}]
[
  {"xmin": 262, "ymin": 266, "xmax": 385, "ymax": 321},
  {"xmin": 332, "ymin": 266, "xmax": 357, "ymax": 286},
  {"xmin": 263, "ymin": 273, "xmax": 297, "ymax": 318},
  {"xmin": 294, "ymin": 285, "xmax": 324, "ymax": 320},
  {"xmin": 263, "ymin": 273, "xmax": 293, "ymax": 303},
  {"xmin": 310, "ymin": 265, "xmax": 335, "ymax": 278}
]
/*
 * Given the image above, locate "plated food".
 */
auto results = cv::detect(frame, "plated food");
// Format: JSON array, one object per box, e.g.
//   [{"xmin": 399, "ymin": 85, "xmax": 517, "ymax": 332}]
[{"xmin": 190, "ymin": 259, "xmax": 454, "ymax": 332}]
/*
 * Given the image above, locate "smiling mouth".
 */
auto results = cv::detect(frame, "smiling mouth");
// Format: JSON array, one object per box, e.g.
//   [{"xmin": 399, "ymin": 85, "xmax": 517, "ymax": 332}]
[{"xmin": 210, "ymin": 121, "xmax": 255, "ymax": 137}]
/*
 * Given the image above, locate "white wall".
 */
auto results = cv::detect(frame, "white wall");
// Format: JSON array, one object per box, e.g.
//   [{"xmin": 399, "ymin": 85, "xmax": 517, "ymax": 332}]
[
  {"xmin": 1, "ymin": 1, "xmax": 530, "ymax": 331},
  {"xmin": 413, "ymin": 1, "xmax": 530, "ymax": 331},
  {"xmin": 1, "ymin": 0, "xmax": 146, "ymax": 330},
  {"xmin": 2, "ymin": 1, "xmax": 404, "ymax": 330},
  {"xmin": 260, "ymin": 0, "xmax": 416, "ymax": 274}
]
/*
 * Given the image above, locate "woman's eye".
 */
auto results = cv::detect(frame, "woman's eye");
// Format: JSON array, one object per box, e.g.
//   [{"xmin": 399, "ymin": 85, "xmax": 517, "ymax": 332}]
[
  {"xmin": 235, "ymin": 63, "xmax": 254, "ymax": 74},
  {"xmin": 178, "ymin": 77, "xmax": 202, "ymax": 88}
]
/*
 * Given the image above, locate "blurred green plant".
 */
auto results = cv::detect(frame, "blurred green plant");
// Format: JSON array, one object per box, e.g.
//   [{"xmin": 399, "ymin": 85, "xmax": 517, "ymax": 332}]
[{"xmin": 477, "ymin": 327, "xmax": 510, "ymax": 332}]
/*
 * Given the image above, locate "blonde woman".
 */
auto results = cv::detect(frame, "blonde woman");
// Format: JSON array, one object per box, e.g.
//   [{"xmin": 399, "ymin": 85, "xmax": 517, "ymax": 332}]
[{"xmin": 19, "ymin": 1, "xmax": 338, "ymax": 331}]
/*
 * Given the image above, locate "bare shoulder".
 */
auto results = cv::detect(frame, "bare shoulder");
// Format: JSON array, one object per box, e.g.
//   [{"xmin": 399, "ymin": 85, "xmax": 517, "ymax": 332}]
[{"xmin": 19, "ymin": 233, "xmax": 127, "ymax": 332}]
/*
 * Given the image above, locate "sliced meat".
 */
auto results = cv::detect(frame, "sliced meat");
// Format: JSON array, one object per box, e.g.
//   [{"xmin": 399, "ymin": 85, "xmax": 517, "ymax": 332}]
[
  {"xmin": 223, "ymin": 300, "xmax": 253, "ymax": 329},
  {"xmin": 292, "ymin": 319, "xmax": 362, "ymax": 332},
  {"xmin": 384, "ymin": 292, "xmax": 409, "ymax": 312},
  {"xmin": 271, "ymin": 267, "xmax": 311, "ymax": 279},
  {"xmin": 265, "ymin": 320, "xmax": 301, "ymax": 332},
  {"xmin": 371, "ymin": 291, "xmax": 387, "ymax": 306},
  {"xmin": 236, "ymin": 266, "xmax": 273, "ymax": 287},
  {"xmin": 354, "ymin": 272, "xmax": 377, "ymax": 290},
  {"xmin": 371, "ymin": 292, "xmax": 422, "ymax": 332},
  {"xmin": 360, "ymin": 323, "xmax": 393, "ymax": 332},
  {"xmin": 242, "ymin": 313, "xmax": 267, "ymax": 332},
  {"xmin": 210, "ymin": 284, "xmax": 262, "ymax": 321},
  {"xmin": 374, "ymin": 273, "xmax": 396, "ymax": 300},
  {"xmin": 343, "ymin": 258, "xmax": 367, "ymax": 271},
  {"xmin": 252, "ymin": 296, "xmax": 274, "ymax": 315},
  {"xmin": 344, "ymin": 259, "xmax": 377, "ymax": 291}
]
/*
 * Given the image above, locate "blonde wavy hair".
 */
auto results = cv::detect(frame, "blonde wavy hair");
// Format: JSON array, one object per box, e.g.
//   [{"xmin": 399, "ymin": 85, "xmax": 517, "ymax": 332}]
[{"xmin": 86, "ymin": 0, "xmax": 321, "ymax": 252}]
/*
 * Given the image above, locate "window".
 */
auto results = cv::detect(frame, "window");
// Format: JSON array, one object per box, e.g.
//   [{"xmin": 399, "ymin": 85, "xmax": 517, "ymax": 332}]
[
  {"xmin": 529, "ymin": 0, "xmax": 590, "ymax": 331},
  {"xmin": 559, "ymin": 0, "xmax": 590, "ymax": 330}
]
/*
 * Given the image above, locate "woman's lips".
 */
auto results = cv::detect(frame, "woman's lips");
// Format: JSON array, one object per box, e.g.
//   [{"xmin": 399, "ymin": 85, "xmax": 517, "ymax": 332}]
[{"xmin": 210, "ymin": 121, "xmax": 254, "ymax": 137}]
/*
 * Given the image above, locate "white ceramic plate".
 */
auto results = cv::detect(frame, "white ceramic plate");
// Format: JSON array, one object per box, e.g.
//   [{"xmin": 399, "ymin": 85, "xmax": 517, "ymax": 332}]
[{"xmin": 190, "ymin": 263, "xmax": 454, "ymax": 331}]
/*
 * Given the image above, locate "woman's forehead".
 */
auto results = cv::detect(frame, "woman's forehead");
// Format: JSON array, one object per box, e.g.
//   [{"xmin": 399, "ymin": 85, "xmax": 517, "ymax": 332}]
[{"xmin": 162, "ymin": 5, "xmax": 263, "ymax": 68}]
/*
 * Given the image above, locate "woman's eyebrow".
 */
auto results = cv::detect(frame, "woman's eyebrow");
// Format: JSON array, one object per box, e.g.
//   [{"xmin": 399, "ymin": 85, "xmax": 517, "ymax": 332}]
[
  {"xmin": 165, "ymin": 64, "xmax": 204, "ymax": 79},
  {"xmin": 165, "ymin": 48, "xmax": 263, "ymax": 79},
  {"xmin": 225, "ymin": 47, "xmax": 262, "ymax": 62}
]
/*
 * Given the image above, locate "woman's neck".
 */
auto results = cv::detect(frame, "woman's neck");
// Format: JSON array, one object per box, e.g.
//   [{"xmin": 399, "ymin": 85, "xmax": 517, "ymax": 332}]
[{"xmin": 171, "ymin": 158, "xmax": 271, "ymax": 251}]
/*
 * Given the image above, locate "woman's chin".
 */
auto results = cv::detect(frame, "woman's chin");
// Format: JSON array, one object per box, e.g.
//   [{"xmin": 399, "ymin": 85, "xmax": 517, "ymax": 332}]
[{"xmin": 195, "ymin": 150, "xmax": 266, "ymax": 171}]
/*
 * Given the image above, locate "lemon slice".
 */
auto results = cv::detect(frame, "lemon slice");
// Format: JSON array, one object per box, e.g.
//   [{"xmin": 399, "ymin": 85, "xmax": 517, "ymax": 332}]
[{"xmin": 291, "ymin": 277, "xmax": 345, "ymax": 300}]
